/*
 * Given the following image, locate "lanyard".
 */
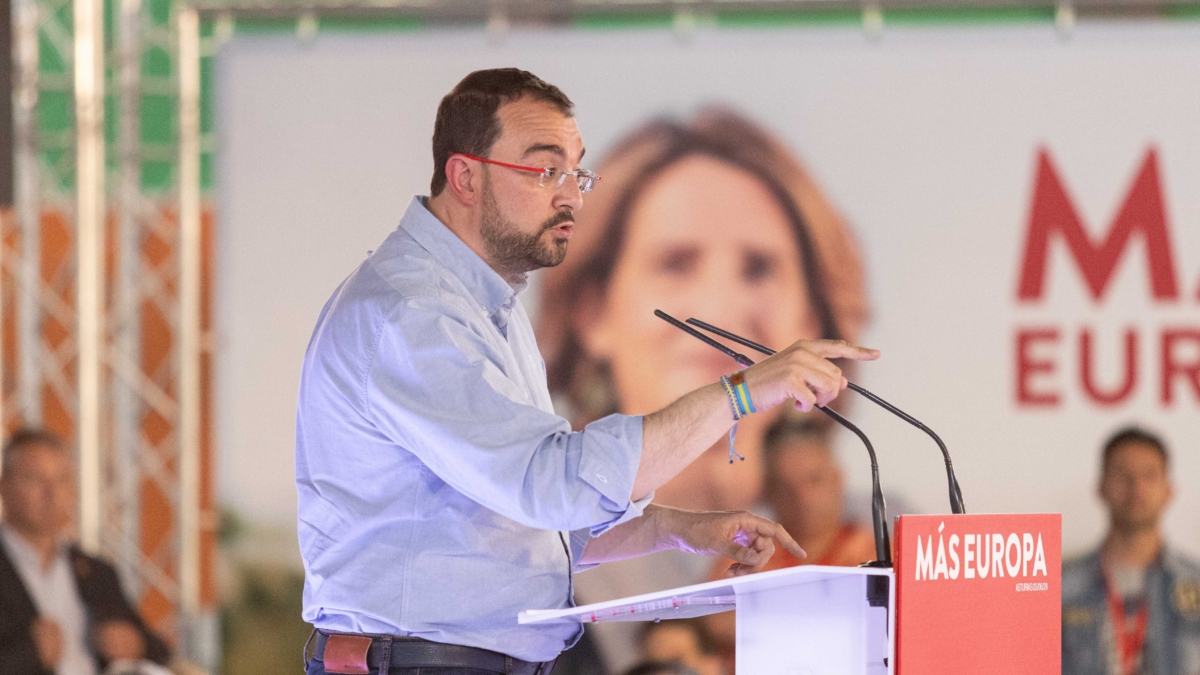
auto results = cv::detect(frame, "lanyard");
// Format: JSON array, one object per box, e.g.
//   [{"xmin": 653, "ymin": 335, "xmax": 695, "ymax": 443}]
[{"xmin": 1103, "ymin": 567, "xmax": 1150, "ymax": 675}]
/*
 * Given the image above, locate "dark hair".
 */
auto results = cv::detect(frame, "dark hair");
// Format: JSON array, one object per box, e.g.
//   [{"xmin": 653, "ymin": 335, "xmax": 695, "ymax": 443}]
[
  {"xmin": 536, "ymin": 109, "xmax": 868, "ymax": 425},
  {"xmin": 621, "ymin": 662, "xmax": 700, "ymax": 675},
  {"xmin": 763, "ymin": 416, "xmax": 829, "ymax": 456},
  {"xmin": 430, "ymin": 68, "xmax": 574, "ymax": 197},
  {"xmin": 1102, "ymin": 426, "xmax": 1169, "ymax": 471},
  {"xmin": 1, "ymin": 427, "xmax": 66, "ymax": 476}
]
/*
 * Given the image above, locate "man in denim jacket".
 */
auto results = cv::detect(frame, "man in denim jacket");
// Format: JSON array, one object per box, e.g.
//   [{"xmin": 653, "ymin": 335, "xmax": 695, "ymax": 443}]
[{"xmin": 1062, "ymin": 427, "xmax": 1200, "ymax": 675}]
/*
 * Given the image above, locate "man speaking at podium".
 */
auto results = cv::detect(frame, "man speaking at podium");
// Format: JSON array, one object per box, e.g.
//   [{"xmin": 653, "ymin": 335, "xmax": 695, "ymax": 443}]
[{"xmin": 295, "ymin": 68, "xmax": 879, "ymax": 675}]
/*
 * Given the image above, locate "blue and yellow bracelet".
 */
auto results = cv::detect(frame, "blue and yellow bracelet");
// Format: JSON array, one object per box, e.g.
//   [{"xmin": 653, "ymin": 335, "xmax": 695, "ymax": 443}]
[
  {"xmin": 718, "ymin": 371, "xmax": 755, "ymax": 463},
  {"xmin": 730, "ymin": 370, "xmax": 756, "ymax": 415}
]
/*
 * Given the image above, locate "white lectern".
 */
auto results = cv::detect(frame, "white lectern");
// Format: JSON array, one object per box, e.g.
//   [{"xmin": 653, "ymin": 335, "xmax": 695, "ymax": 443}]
[{"xmin": 521, "ymin": 565, "xmax": 894, "ymax": 675}]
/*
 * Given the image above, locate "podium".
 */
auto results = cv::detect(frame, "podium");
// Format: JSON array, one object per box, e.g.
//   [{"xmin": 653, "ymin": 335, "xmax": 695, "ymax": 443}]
[{"xmin": 521, "ymin": 514, "xmax": 1062, "ymax": 675}]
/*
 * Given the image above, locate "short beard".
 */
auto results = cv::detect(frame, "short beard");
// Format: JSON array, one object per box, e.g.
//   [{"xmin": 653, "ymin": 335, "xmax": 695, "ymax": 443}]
[
  {"xmin": 480, "ymin": 171, "xmax": 572, "ymax": 278},
  {"xmin": 1111, "ymin": 511, "xmax": 1160, "ymax": 536}
]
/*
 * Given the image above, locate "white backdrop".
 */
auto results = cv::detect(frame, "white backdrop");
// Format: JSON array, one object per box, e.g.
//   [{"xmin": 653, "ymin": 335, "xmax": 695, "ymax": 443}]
[{"xmin": 214, "ymin": 21, "xmax": 1200, "ymax": 560}]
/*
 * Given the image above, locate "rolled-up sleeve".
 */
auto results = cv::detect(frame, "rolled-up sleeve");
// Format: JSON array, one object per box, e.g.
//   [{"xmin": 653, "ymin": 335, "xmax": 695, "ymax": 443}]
[{"xmin": 365, "ymin": 295, "xmax": 646, "ymax": 534}]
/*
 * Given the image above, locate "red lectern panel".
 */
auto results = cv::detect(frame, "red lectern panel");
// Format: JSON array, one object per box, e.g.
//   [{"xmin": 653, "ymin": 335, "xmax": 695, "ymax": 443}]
[{"xmin": 895, "ymin": 514, "xmax": 1061, "ymax": 675}]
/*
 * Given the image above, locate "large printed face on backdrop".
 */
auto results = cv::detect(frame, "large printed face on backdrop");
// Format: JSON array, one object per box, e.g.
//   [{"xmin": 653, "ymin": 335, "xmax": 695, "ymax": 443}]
[
  {"xmin": 579, "ymin": 155, "xmax": 816, "ymax": 415},
  {"xmin": 536, "ymin": 110, "xmax": 868, "ymax": 511}
]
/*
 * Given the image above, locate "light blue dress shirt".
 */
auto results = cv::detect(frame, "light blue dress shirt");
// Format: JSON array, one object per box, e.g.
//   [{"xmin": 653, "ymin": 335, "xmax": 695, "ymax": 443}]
[{"xmin": 296, "ymin": 197, "xmax": 650, "ymax": 662}]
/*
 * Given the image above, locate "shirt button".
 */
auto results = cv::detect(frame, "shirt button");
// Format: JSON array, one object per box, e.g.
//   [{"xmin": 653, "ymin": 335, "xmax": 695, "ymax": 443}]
[{"xmin": 596, "ymin": 474, "xmax": 608, "ymax": 484}]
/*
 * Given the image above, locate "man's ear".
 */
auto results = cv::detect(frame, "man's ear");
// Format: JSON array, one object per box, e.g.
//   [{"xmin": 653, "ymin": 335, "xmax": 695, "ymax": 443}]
[{"xmin": 443, "ymin": 155, "xmax": 480, "ymax": 206}]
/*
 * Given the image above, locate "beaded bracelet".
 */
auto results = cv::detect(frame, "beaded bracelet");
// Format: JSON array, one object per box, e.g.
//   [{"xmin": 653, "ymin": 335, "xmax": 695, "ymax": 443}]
[
  {"xmin": 719, "ymin": 375, "xmax": 743, "ymax": 421},
  {"xmin": 719, "ymin": 374, "xmax": 747, "ymax": 464}
]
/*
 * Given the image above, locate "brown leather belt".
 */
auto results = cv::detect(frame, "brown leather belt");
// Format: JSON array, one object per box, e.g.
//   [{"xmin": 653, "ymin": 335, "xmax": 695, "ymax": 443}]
[{"xmin": 311, "ymin": 630, "xmax": 557, "ymax": 675}]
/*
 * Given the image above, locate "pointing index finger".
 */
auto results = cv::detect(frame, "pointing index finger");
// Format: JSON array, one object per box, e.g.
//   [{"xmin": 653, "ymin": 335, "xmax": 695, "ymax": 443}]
[
  {"xmin": 806, "ymin": 340, "xmax": 881, "ymax": 361},
  {"xmin": 747, "ymin": 517, "xmax": 807, "ymax": 561}
]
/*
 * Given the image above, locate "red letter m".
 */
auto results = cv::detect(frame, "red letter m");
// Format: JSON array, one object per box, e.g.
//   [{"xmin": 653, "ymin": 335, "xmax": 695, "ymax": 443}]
[{"xmin": 1017, "ymin": 148, "xmax": 1178, "ymax": 302}]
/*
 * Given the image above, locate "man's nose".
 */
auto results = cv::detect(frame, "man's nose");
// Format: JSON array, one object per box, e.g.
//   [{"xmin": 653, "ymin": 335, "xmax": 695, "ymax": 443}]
[{"xmin": 553, "ymin": 178, "xmax": 584, "ymax": 211}]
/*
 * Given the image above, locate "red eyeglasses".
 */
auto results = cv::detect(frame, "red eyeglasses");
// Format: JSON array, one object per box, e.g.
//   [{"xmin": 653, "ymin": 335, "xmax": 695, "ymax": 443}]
[{"xmin": 454, "ymin": 153, "xmax": 601, "ymax": 193}]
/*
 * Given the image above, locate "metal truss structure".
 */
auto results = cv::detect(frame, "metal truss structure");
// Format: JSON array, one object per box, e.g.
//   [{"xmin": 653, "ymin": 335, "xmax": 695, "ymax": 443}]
[
  {"xmin": 4, "ymin": 0, "xmax": 217, "ymax": 666},
  {"xmin": 186, "ymin": 0, "xmax": 1200, "ymax": 26}
]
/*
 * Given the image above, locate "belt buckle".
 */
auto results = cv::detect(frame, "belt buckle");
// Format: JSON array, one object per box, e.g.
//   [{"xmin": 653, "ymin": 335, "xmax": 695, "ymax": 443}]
[{"xmin": 323, "ymin": 634, "xmax": 372, "ymax": 675}]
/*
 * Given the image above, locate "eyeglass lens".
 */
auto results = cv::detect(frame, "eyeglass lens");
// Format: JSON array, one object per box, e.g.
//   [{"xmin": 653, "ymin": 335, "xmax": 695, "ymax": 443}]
[{"xmin": 537, "ymin": 170, "xmax": 597, "ymax": 193}]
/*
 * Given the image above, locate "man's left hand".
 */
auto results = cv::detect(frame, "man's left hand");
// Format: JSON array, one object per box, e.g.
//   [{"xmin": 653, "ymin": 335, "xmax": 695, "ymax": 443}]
[
  {"xmin": 94, "ymin": 621, "xmax": 146, "ymax": 662},
  {"xmin": 655, "ymin": 507, "xmax": 806, "ymax": 577}
]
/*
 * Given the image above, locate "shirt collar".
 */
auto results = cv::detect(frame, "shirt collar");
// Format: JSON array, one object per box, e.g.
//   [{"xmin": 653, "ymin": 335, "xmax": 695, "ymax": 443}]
[
  {"xmin": 0, "ymin": 524, "xmax": 68, "ymax": 573},
  {"xmin": 398, "ymin": 196, "xmax": 523, "ymax": 316}
]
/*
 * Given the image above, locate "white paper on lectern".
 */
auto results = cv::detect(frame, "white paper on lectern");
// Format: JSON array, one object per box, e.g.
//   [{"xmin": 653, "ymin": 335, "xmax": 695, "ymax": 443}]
[
  {"xmin": 518, "ymin": 564, "xmax": 885, "ymax": 624},
  {"xmin": 522, "ymin": 565, "xmax": 895, "ymax": 674}
]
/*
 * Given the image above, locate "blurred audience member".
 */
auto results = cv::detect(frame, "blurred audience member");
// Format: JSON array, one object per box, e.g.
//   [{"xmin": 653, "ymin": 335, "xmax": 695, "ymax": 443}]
[
  {"xmin": 1062, "ymin": 427, "xmax": 1200, "ymax": 675},
  {"xmin": 702, "ymin": 417, "xmax": 876, "ymax": 659},
  {"xmin": 0, "ymin": 429, "xmax": 170, "ymax": 675},
  {"xmin": 738, "ymin": 417, "xmax": 875, "ymax": 570},
  {"xmin": 621, "ymin": 660, "xmax": 700, "ymax": 675},
  {"xmin": 637, "ymin": 620, "xmax": 723, "ymax": 675}
]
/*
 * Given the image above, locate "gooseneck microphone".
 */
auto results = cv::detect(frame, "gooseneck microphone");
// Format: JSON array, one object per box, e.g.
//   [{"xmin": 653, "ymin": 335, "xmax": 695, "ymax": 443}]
[
  {"xmin": 683, "ymin": 317, "xmax": 966, "ymax": 516},
  {"xmin": 811, "ymin": 405, "xmax": 892, "ymax": 567},
  {"xmin": 654, "ymin": 309, "xmax": 893, "ymax": 567},
  {"xmin": 654, "ymin": 311, "xmax": 754, "ymax": 367}
]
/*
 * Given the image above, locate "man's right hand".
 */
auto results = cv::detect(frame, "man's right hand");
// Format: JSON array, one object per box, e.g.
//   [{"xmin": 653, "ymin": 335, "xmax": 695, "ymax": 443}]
[
  {"xmin": 743, "ymin": 338, "xmax": 880, "ymax": 411},
  {"xmin": 32, "ymin": 618, "xmax": 64, "ymax": 670}
]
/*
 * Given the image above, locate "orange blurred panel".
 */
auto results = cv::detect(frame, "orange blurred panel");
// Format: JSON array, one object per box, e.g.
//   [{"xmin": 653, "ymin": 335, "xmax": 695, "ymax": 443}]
[
  {"xmin": 43, "ymin": 316, "xmax": 69, "ymax": 351},
  {"xmin": 140, "ymin": 477, "xmax": 173, "ymax": 563},
  {"xmin": 139, "ymin": 586, "xmax": 175, "ymax": 639},
  {"xmin": 140, "ymin": 300, "xmax": 172, "ymax": 376},
  {"xmin": 40, "ymin": 209, "xmax": 70, "ymax": 284},
  {"xmin": 42, "ymin": 386, "xmax": 74, "ymax": 444},
  {"xmin": 143, "ymin": 229, "xmax": 171, "ymax": 269},
  {"xmin": 142, "ymin": 407, "xmax": 171, "ymax": 452},
  {"xmin": 200, "ymin": 208, "xmax": 216, "ymax": 608}
]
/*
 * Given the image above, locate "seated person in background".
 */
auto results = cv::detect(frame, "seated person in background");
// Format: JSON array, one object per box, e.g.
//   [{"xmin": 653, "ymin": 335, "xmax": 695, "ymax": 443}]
[
  {"xmin": 1062, "ymin": 427, "xmax": 1200, "ymax": 675},
  {"xmin": 0, "ymin": 429, "xmax": 170, "ymax": 675},
  {"xmin": 637, "ymin": 620, "xmax": 723, "ymax": 675},
  {"xmin": 732, "ymin": 417, "xmax": 875, "ymax": 570},
  {"xmin": 703, "ymin": 417, "xmax": 876, "ymax": 660}
]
